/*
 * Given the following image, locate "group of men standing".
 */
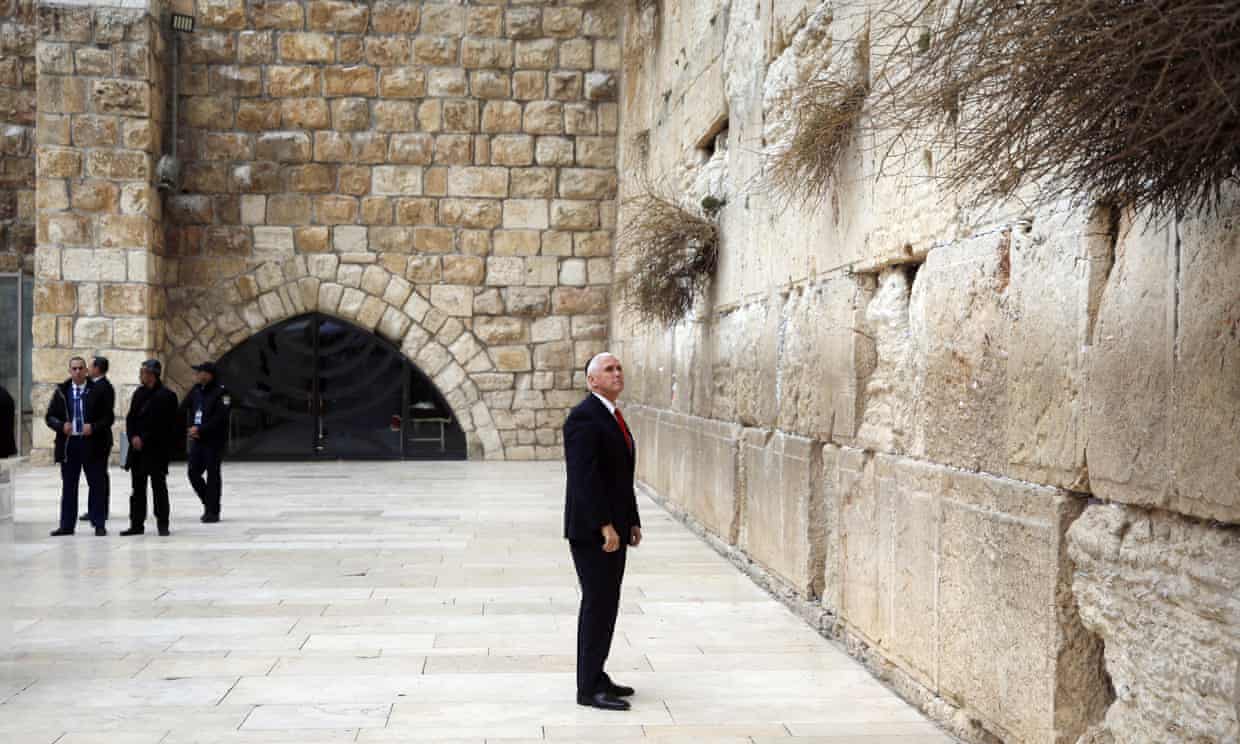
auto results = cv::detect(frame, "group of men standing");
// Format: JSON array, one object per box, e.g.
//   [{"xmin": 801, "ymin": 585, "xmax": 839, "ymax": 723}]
[{"xmin": 45, "ymin": 356, "xmax": 230, "ymax": 537}]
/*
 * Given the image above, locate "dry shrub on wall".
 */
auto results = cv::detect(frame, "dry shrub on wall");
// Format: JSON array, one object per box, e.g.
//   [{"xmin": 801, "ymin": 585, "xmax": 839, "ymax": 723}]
[
  {"xmin": 615, "ymin": 186, "xmax": 719, "ymax": 328},
  {"xmin": 768, "ymin": 29, "xmax": 872, "ymax": 205},
  {"xmin": 872, "ymin": 0, "xmax": 1240, "ymax": 218}
]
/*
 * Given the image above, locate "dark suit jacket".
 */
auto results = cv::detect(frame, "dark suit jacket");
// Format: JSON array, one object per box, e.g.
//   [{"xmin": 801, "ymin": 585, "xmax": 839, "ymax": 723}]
[
  {"xmin": 44, "ymin": 379, "xmax": 111, "ymax": 463},
  {"xmin": 0, "ymin": 384, "xmax": 16, "ymax": 458},
  {"xmin": 563, "ymin": 394, "xmax": 640, "ymax": 543},
  {"xmin": 178, "ymin": 381, "xmax": 231, "ymax": 450},
  {"xmin": 125, "ymin": 383, "xmax": 179, "ymax": 473},
  {"xmin": 90, "ymin": 377, "xmax": 115, "ymax": 457}
]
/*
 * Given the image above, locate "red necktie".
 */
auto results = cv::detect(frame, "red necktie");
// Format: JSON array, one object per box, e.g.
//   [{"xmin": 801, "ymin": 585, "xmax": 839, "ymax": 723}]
[{"xmin": 613, "ymin": 408, "xmax": 633, "ymax": 451}]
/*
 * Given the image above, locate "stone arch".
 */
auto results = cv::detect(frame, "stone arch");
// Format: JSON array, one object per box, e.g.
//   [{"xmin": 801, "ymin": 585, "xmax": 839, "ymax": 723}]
[{"xmin": 164, "ymin": 255, "xmax": 505, "ymax": 460}]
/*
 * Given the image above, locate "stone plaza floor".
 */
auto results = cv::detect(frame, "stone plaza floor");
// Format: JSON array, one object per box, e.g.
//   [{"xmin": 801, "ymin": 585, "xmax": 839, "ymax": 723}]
[{"xmin": 1, "ymin": 461, "xmax": 954, "ymax": 743}]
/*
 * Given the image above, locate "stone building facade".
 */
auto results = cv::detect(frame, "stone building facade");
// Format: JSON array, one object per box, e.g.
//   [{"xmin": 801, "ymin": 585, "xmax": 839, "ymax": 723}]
[
  {"xmin": 615, "ymin": 2, "xmax": 1239, "ymax": 744},
  {"xmin": 11, "ymin": 0, "xmax": 621, "ymax": 462}
]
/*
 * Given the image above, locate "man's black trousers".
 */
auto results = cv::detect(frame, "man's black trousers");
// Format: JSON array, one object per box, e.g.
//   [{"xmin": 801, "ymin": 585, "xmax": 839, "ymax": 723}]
[
  {"xmin": 569, "ymin": 539, "xmax": 627, "ymax": 698},
  {"xmin": 129, "ymin": 453, "xmax": 169, "ymax": 530},
  {"xmin": 187, "ymin": 443, "xmax": 222, "ymax": 517},
  {"xmin": 58, "ymin": 438, "xmax": 108, "ymax": 531}
]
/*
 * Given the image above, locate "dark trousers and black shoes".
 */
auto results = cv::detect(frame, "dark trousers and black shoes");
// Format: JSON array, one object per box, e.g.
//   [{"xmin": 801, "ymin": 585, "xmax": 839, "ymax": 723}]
[
  {"xmin": 570, "ymin": 540, "xmax": 633, "ymax": 710},
  {"xmin": 188, "ymin": 444, "xmax": 222, "ymax": 522},
  {"xmin": 55, "ymin": 438, "xmax": 108, "ymax": 535},
  {"xmin": 124, "ymin": 454, "xmax": 169, "ymax": 536}
]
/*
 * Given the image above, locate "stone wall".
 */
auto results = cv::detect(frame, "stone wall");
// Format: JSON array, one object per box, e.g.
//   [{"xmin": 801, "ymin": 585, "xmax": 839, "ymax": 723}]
[
  {"xmin": 158, "ymin": 0, "xmax": 622, "ymax": 459},
  {"xmin": 30, "ymin": 1, "xmax": 167, "ymax": 462},
  {"xmin": 614, "ymin": 0, "xmax": 1238, "ymax": 742},
  {"xmin": 0, "ymin": 0, "xmax": 36, "ymax": 275}
]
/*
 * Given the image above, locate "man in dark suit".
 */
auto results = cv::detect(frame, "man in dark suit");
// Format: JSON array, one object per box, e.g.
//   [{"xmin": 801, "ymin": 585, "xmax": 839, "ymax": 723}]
[
  {"xmin": 0, "ymin": 383, "xmax": 16, "ymax": 458},
  {"xmin": 121, "ymin": 360, "xmax": 179, "ymax": 537},
  {"xmin": 45, "ymin": 357, "xmax": 111, "ymax": 536},
  {"xmin": 563, "ymin": 352, "xmax": 642, "ymax": 711},
  {"xmin": 79, "ymin": 356, "xmax": 114, "ymax": 524},
  {"xmin": 178, "ymin": 361, "xmax": 230, "ymax": 523}
]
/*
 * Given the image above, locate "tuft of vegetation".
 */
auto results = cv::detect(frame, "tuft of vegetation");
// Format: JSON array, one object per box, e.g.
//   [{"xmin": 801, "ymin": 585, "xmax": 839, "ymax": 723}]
[
  {"xmin": 871, "ymin": 0, "xmax": 1240, "ymax": 217},
  {"xmin": 616, "ymin": 185, "xmax": 719, "ymax": 327}
]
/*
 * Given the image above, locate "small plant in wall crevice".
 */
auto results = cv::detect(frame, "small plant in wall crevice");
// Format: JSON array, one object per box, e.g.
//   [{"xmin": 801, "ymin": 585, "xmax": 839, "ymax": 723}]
[{"xmin": 615, "ymin": 184, "xmax": 721, "ymax": 328}]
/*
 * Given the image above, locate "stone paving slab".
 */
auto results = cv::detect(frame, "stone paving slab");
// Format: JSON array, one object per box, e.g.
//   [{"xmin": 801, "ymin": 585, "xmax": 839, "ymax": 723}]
[{"xmin": 1, "ymin": 461, "xmax": 956, "ymax": 743}]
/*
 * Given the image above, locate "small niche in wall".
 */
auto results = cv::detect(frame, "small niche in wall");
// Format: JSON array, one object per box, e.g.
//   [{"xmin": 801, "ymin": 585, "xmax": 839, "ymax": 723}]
[{"xmin": 696, "ymin": 116, "xmax": 729, "ymax": 163}]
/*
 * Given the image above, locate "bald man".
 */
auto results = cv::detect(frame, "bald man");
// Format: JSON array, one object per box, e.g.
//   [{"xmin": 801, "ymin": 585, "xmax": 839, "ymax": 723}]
[{"xmin": 563, "ymin": 352, "xmax": 642, "ymax": 711}]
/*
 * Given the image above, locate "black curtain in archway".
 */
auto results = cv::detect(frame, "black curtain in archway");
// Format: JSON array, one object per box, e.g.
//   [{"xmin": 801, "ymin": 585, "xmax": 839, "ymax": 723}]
[{"xmin": 216, "ymin": 313, "xmax": 466, "ymax": 460}]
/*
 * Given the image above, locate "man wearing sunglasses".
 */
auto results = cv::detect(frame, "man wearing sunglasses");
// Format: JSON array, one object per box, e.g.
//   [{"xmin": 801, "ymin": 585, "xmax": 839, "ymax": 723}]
[{"xmin": 45, "ymin": 357, "xmax": 111, "ymax": 536}]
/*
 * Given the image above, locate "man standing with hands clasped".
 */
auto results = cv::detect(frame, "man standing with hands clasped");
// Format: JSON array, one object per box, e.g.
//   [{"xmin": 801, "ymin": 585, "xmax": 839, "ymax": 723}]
[
  {"xmin": 563, "ymin": 352, "xmax": 641, "ymax": 711},
  {"xmin": 121, "ymin": 360, "xmax": 179, "ymax": 537}
]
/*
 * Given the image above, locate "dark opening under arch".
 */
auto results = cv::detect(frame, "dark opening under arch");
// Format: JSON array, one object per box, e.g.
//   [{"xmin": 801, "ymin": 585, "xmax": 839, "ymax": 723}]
[{"xmin": 216, "ymin": 313, "xmax": 466, "ymax": 460}]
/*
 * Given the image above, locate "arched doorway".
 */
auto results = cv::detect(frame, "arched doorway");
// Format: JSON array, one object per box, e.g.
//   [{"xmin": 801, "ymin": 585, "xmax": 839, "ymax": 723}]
[{"xmin": 217, "ymin": 313, "xmax": 467, "ymax": 460}]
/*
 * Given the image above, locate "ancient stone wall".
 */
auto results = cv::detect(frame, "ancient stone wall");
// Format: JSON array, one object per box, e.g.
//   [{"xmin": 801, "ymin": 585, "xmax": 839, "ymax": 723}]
[
  {"xmin": 615, "ymin": 0, "xmax": 1239, "ymax": 742},
  {"xmin": 158, "ymin": 0, "xmax": 622, "ymax": 459},
  {"xmin": 30, "ymin": 1, "xmax": 167, "ymax": 463},
  {"xmin": 0, "ymin": 0, "xmax": 36, "ymax": 275}
]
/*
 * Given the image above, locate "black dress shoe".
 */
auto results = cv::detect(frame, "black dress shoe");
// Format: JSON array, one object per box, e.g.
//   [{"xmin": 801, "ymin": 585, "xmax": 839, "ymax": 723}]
[
  {"xmin": 577, "ymin": 691, "xmax": 630, "ymax": 711},
  {"xmin": 201, "ymin": 514, "xmax": 219, "ymax": 523},
  {"xmin": 608, "ymin": 682, "xmax": 635, "ymax": 697},
  {"xmin": 78, "ymin": 512, "xmax": 90, "ymax": 522},
  {"xmin": 49, "ymin": 528, "xmax": 74, "ymax": 537},
  {"xmin": 120, "ymin": 527, "xmax": 144, "ymax": 536},
  {"xmin": 94, "ymin": 526, "xmax": 107, "ymax": 536},
  {"xmin": 158, "ymin": 526, "xmax": 170, "ymax": 536}
]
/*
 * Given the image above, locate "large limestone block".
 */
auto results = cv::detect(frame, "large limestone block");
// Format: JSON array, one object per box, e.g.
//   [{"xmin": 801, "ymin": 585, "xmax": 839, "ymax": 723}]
[
  {"xmin": 710, "ymin": 298, "xmax": 778, "ymax": 427},
  {"xmin": 1069, "ymin": 503, "xmax": 1240, "ymax": 744},
  {"xmin": 936, "ymin": 468, "xmax": 1101, "ymax": 744},
  {"xmin": 829, "ymin": 449, "xmax": 1106, "ymax": 743},
  {"xmin": 659, "ymin": 410, "xmax": 741, "ymax": 542},
  {"xmin": 740, "ymin": 430, "xmax": 823, "ymax": 594},
  {"xmin": 775, "ymin": 276, "xmax": 875, "ymax": 443},
  {"xmin": 1083, "ymin": 200, "xmax": 1240, "ymax": 523}
]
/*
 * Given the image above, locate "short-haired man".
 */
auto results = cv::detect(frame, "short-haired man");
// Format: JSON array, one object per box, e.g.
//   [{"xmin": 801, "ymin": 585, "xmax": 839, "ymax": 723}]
[
  {"xmin": 121, "ymin": 360, "xmax": 179, "ymax": 537},
  {"xmin": 178, "ymin": 361, "xmax": 230, "ymax": 523},
  {"xmin": 563, "ymin": 352, "xmax": 642, "ymax": 711},
  {"xmin": 78, "ymin": 356, "xmax": 114, "ymax": 524},
  {"xmin": 45, "ymin": 357, "xmax": 110, "ymax": 536}
]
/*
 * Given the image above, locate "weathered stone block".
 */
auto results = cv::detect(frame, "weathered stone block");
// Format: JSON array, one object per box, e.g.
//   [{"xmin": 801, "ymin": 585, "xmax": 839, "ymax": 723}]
[
  {"xmin": 1069, "ymin": 504, "xmax": 1240, "ymax": 744},
  {"xmin": 324, "ymin": 65, "xmax": 377, "ymax": 97},
  {"xmin": 430, "ymin": 284, "xmax": 473, "ymax": 317},
  {"xmin": 442, "ymin": 255, "xmax": 485, "ymax": 285},
  {"xmin": 550, "ymin": 200, "xmax": 598, "ymax": 230},
  {"xmin": 256, "ymin": 131, "xmax": 311, "ymax": 162},
  {"xmin": 370, "ymin": 2, "xmax": 420, "ymax": 34},
  {"xmin": 372, "ymin": 166, "xmax": 423, "ymax": 196},
  {"xmin": 524, "ymin": 101, "xmax": 563, "ymax": 134},
  {"xmin": 278, "ymin": 33, "xmax": 335, "ymax": 64}
]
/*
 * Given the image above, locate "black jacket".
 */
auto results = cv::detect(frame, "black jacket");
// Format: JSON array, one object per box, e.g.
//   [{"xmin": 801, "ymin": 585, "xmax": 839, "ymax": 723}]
[
  {"xmin": 90, "ymin": 376, "xmax": 116, "ymax": 455},
  {"xmin": 0, "ymin": 384, "xmax": 16, "ymax": 458},
  {"xmin": 44, "ymin": 379, "xmax": 112, "ymax": 463},
  {"xmin": 178, "ymin": 381, "xmax": 231, "ymax": 450},
  {"xmin": 125, "ymin": 383, "xmax": 179, "ymax": 472},
  {"xmin": 563, "ymin": 394, "xmax": 640, "ymax": 542}
]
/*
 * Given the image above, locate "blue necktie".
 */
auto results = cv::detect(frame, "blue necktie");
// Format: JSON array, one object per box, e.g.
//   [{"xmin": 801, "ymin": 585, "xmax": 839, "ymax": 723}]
[{"xmin": 73, "ymin": 387, "xmax": 83, "ymax": 434}]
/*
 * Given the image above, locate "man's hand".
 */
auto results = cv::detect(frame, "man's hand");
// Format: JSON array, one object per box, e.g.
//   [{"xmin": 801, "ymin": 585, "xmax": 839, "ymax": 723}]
[
  {"xmin": 131, "ymin": 435, "xmax": 143, "ymax": 451},
  {"xmin": 189, "ymin": 425, "xmax": 200, "ymax": 440},
  {"xmin": 602, "ymin": 524, "xmax": 620, "ymax": 553},
  {"xmin": 630, "ymin": 526, "xmax": 642, "ymax": 547},
  {"xmin": 82, "ymin": 423, "xmax": 93, "ymax": 436},
  {"xmin": 62, "ymin": 422, "xmax": 72, "ymax": 435}
]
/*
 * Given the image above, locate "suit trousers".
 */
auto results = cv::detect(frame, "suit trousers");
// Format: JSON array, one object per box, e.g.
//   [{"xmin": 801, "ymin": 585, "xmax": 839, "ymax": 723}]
[
  {"xmin": 569, "ymin": 539, "xmax": 627, "ymax": 698},
  {"xmin": 59, "ymin": 438, "xmax": 108, "ymax": 531},
  {"xmin": 129, "ymin": 453, "xmax": 169, "ymax": 530},
  {"xmin": 187, "ymin": 443, "xmax": 222, "ymax": 517}
]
